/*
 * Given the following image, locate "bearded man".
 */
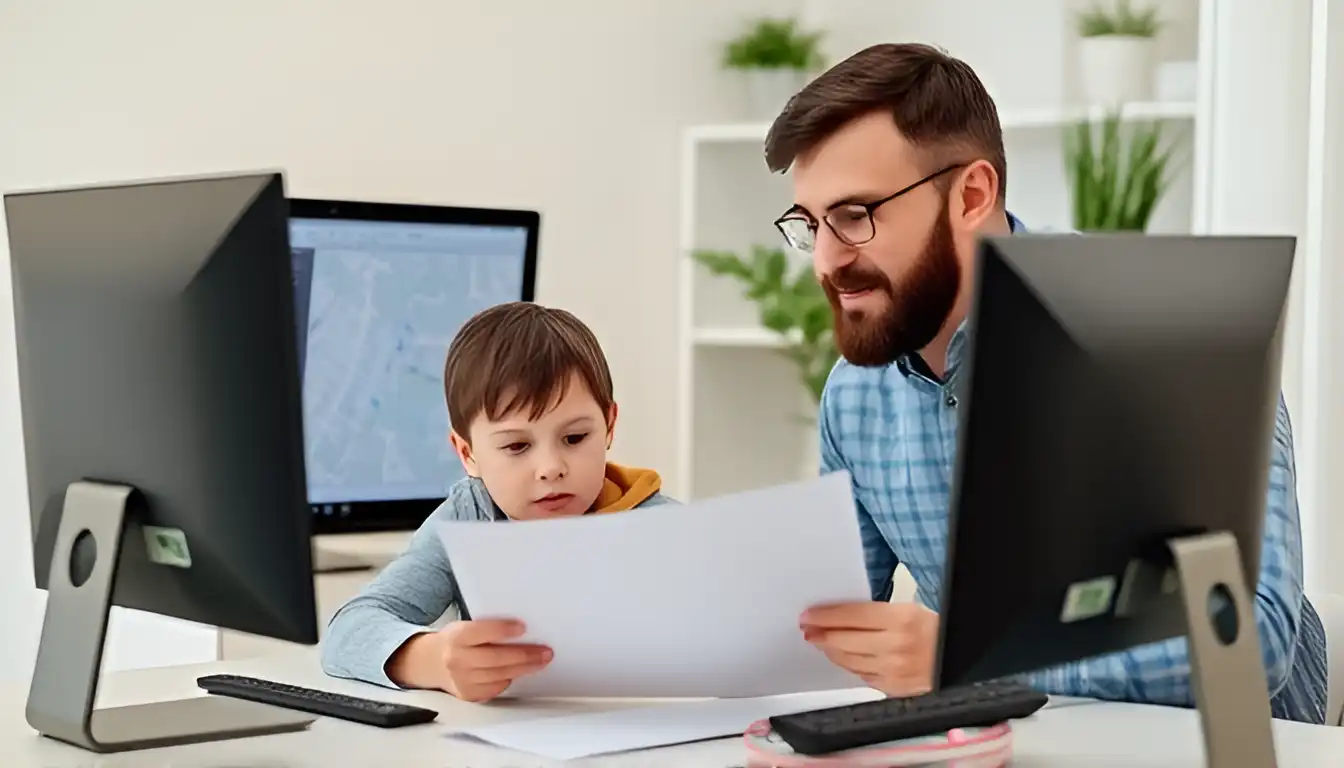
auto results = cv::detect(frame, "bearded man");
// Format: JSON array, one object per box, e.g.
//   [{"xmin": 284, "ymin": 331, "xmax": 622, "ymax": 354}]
[{"xmin": 775, "ymin": 42, "xmax": 1329, "ymax": 724}]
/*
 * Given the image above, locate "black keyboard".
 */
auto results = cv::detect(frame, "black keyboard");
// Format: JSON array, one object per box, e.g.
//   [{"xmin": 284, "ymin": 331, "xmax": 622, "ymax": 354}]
[
  {"xmin": 197, "ymin": 674, "xmax": 439, "ymax": 728},
  {"xmin": 768, "ymin": 680, "xmax": 1049, "ymax": 756}
]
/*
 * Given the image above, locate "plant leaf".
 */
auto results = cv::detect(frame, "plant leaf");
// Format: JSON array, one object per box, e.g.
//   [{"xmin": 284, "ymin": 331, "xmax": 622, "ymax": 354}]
[
  {"xmin": 1064, "ymin": 108, "xmax": 1177, "ymax": 233},
  {"xmin": 692, "ymin": 249, "xmax": 753, "ymax": 280},
  {"xmin": 722, "ymin": 17, "xmax": 826, "ymax": 70},
  {"xmin": 693, "ymin": 245, "xmax": 838, "ymax": 404}
]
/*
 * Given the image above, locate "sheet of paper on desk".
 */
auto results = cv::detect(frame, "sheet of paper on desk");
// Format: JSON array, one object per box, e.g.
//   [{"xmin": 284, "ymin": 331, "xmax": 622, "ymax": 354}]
[
  {"xmin": 435, "ymin": 470, "xmax": 872, "ymax": 698},
  {"xmin": 445, "ymin": 688, "xmax": 883, "ymax": 761}
]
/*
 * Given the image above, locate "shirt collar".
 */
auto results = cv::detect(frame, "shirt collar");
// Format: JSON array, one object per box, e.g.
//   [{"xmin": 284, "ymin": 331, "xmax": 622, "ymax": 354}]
[{"xmin": 895, "ymin": 211, "xmax": 1026, "ymax": 381}]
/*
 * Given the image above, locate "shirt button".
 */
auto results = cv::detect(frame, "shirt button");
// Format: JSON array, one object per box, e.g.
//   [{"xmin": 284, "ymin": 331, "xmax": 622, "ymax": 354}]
[{"xmin": 945, "ymin": 395, "xmax": 958, "ymax": 407}]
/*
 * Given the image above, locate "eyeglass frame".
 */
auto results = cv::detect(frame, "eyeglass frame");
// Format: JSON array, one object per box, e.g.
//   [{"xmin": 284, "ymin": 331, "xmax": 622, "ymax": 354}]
[{"xmin": 773, "ymin": 163, "xmax": 966, "ymax": 253}]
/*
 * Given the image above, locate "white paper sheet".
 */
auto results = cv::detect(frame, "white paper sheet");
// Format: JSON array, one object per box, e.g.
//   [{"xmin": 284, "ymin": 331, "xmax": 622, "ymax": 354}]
[
  {"xmin": 435, "ymin": 471, "xmax": 872, "ymax": 698},
  {"xmin": 445, "ymin": 688, "xmax": 884, "ymax": 761}
]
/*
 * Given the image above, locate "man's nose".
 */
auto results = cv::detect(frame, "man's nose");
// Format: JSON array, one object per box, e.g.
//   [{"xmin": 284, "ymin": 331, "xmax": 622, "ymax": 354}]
[{"xmin": 812, "ymin": 226, "xmax": 858, "ymax": 277}]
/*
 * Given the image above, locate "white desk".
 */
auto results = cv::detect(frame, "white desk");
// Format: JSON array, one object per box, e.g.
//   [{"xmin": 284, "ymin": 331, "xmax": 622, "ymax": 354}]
[{"xmin": 5, "ymin": 651, "xmax": 1342, "ymax": 767}]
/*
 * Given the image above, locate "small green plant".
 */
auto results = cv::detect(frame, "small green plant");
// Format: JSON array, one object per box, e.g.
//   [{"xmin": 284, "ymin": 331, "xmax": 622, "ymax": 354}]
[
  {"xmin": 722, "ymin": 17, "xmax": 825, "ymax": 71},
  {"xmin": 1077, "ymin": 0, "xmax": 1160, "ymax": 38},
  {"xmin": 1064, "ymin": 110, "xmax": 1180, "ymax": 231},
  {"xmin": 693, "ymin": 246, "xmax": 837, "ymax": 405}
]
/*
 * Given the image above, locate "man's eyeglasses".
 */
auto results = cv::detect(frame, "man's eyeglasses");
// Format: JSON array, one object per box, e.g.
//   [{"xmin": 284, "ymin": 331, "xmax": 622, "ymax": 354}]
[{"xmin": 774, "ymin": 164, "xmax": 965, "ymax": 253}]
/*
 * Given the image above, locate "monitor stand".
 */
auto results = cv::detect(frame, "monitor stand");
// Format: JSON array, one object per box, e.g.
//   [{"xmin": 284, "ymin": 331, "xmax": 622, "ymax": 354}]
[
  {"xmin": 1117, "ymin": 531, "xmax": 1278, "ymax": 768},
  {"xmin": 311, "ymin": 545, "xmax": 375, "ymax": 574},
  {"xmin": 26, "ymin": 481, "xmax": 315, "ymax": 753}
]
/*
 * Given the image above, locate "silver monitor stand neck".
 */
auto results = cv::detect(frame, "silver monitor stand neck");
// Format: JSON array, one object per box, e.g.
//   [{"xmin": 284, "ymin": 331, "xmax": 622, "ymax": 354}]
[
  {"xmin": 26, "ymin": 480, "xmax": 314, "ymax": 754},
  {"xmin": 1116, "ymin": 531, "xmax": 1278, "ymax": 768}
]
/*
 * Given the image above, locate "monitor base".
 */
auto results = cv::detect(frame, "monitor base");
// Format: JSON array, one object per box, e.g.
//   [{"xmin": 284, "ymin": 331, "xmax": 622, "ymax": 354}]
[
  {"xmin": 26, "ymin": 481, "xmax": 315, "ymax": 753},
  {"xmin": 40, "ymin": 696, "xmax": 317, "ymax": 754},
  {"xmin": 1120, "ymin": 532, "xmax": 1278, "ymax": 768}
]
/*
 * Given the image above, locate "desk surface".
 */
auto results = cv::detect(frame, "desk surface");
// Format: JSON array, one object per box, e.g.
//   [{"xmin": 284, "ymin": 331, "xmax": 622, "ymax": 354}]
[{"xmin": 4, "ymin": 651, "xmax": 1342, "ymax": 767}]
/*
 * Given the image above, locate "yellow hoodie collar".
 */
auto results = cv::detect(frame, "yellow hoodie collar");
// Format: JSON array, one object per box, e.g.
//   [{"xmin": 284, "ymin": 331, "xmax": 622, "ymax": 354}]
[{"xmin": 591, "ymin": 462, "xmax": 662, "ymax": 513}]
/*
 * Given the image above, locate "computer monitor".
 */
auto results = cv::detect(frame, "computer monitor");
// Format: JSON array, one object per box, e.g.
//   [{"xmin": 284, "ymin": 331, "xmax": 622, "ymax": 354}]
[
  {"xmin": 286, "ymin": 199, "xmax": 537, "ymax": 571},
  {"xmin": 936, "ymin": 234, "xmax": 1294, "ymax": 767},
  {"xmin": 6, "ymin": 171, "xmax": 319, "ymax": 753}
]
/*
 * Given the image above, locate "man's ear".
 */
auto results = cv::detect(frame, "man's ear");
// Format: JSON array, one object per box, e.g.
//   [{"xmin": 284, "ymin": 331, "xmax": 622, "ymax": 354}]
[
  {"xmin": 952, "ymin": 158, "xmax": 1001, "ymax": 231},
  {"xmin": 605, "ymin": 402, "xmax": 619, "ymax": 450},
  {"xmin": 449, "ymin": 430, "xmax": 480, "ymax": 477}
]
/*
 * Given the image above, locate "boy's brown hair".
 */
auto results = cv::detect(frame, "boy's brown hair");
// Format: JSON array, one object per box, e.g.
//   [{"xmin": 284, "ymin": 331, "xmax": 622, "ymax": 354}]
[{"xmin": 443, "ymin": 302, "xmax": 614, "ymax": 440}]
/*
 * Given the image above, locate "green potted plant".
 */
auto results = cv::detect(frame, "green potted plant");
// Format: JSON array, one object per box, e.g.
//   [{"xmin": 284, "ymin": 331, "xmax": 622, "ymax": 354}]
[
  {"xmin": 1075, "ymin": 0, "xmax": 1161, "ymax": 104},
  {"xmin": 721, "ymin": 17, "xmax": 826, "ymax": 120},
  {"xmin": 1063, "ymin": 110, "xmax": 1179, "ymax": 232},
  {"xmin": 692, "ymin": 245, "xmax": 836, "ymax": 407}
]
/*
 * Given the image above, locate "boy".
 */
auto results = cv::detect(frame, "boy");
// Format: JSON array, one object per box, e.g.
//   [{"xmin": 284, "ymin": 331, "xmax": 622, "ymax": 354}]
[{"xmin": 320, "ymin": 302, "xmax": 674, "ymax": 702}]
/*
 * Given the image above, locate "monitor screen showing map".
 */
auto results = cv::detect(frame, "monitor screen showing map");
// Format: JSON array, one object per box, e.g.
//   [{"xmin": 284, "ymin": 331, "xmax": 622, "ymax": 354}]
[{"xmin": 288, "ymin": 199, "xmax": 539, "ymax": 533}]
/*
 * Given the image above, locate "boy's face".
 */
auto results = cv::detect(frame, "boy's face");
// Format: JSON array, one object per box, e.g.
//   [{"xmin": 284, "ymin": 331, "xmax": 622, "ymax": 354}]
[{"xmin": 451, "ymin": 375, "xmax": 616, "ymax": 521}]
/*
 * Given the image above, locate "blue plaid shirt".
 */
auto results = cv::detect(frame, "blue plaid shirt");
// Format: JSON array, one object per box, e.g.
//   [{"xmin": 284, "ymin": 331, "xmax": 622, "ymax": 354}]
[{"xmin": 818, "ymin": 216, "xmax": 1329, "ymax": 723}]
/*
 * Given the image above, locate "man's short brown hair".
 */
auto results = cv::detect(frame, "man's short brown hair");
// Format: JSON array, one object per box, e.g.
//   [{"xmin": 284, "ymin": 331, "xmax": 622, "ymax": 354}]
[
  {"xmin": 764, "ymin": 43, "xmax": 1007, "ymax": 199},
  {"xmin": 443, "ymin": 302, "xmax": 614, "ymax": 439}
]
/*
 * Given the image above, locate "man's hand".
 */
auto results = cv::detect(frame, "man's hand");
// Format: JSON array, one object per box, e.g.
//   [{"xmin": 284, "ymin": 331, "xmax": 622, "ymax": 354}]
[
  {"xmin": 800, "ymin": 602, "xmax": 939, "ymax": 697},
  {"xmin": 387, "ymin": 619, "xmax": 552, "ymax": 702}
]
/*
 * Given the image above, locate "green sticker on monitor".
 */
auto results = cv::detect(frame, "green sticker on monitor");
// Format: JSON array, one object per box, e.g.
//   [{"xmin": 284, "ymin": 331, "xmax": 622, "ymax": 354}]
[
  {"xmin": 1060, "ymin": 576, "xmax": 1116, "ymax": 623},
  {"xmin": 143, "ymin": 526, "xmax": 193, "ymax": 569},
  {"xmin": 1161, "ymin": 567, "xmax": 1180, "ymax": 595}
]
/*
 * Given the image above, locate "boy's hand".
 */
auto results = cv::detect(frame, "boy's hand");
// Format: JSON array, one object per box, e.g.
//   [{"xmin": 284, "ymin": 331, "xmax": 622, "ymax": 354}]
[
  {"xmin": 387, "ymin": 618, "xmax": 552, "ymax": 702},
  {"xmin": 434, "ymin": 619, "xmax": 553, "ymax": 702}
]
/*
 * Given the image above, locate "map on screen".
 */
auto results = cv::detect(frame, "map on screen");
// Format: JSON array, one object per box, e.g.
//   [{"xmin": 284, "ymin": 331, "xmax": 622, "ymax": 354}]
[{"xmin": 290, "ymin": 218, "xmax": 529, "ymax": 505}]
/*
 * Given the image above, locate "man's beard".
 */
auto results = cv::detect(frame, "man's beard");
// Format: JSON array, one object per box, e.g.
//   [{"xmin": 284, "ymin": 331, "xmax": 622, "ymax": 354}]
[{"xmin": 821, "ymin": 202, "xmax": 961, "ymax": 368}]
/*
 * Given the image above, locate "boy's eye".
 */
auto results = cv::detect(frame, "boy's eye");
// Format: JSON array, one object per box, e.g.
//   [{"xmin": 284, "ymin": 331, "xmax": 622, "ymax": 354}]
[
  {"xmin": 502, "ymin": 442, "xmax": 529, "ymax": 454},
  {"xmin": 564, "ymin": 432, "xmax": 589, "ymax": 446}
]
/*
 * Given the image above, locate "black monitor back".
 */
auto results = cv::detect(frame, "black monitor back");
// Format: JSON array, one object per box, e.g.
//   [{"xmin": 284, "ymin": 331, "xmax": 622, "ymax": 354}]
[
  {"xmin": 6, "ymin": 171, "xmax": 317, "ymax": 643},
  {"xmin": 936, "ymin": 233, "xmax": 1293, "ymax": 688}
]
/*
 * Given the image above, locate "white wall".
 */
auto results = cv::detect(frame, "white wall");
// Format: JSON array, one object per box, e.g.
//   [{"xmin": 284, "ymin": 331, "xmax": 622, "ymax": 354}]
[
  {"xmin": 1302, "ymin": 0, "xmax": 1344, "ymax": 598},
  {"xmin": 1198, "ymin": 1, "xmax": 1330, "ymax": 594},
  {"xmin": 1200, "ymin": 1, "xmax": 1312, "ymax": 413},
  {"xmin": 0, "ymin": 0, "xmax": 797, "ymax": 684}
]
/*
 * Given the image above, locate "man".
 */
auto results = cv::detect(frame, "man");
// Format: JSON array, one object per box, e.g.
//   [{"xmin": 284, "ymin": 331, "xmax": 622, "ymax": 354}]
[{"xmin": 773, "ymin": 43, "xmax": 1329, "ymax": 723}]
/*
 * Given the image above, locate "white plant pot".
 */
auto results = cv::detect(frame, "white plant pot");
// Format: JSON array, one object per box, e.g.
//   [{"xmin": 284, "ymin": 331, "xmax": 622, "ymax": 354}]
[
  {"xmin": 743, "ymin": 67, "xmax": 808, "ymax": 121},
  {"xmin": 1077, "ymin": 35, "xmax": 1154, "ymax": 105}
]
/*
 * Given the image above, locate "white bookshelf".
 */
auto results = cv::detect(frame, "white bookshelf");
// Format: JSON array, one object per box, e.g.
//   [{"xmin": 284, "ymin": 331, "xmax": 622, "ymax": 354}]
[
  {"xmin": 685, "ymin": 100, "xmax": 1200, "ymax": 145},
  {"xmin": 674, "ymin": 2, "xmax": 1217, "ymax": 503},
  {"xmin": 692, "ymin": 326, "xmax": 796, "ymax": 348}
]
